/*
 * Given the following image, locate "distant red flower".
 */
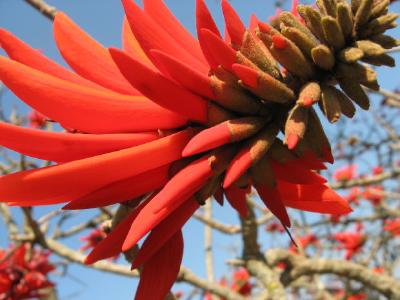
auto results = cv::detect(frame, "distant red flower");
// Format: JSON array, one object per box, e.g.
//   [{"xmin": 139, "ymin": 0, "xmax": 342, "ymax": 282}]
[
  {"xmin": 290, "ymin": 234, "xmax": 318, "ymax": 253},
  {"xmin": 0, "ymin": 244, "xmax": 54, "ymax": 300},
  {"xmin": 27, "ymin": 110, "xmax": 47, "ymax": 129},
  {"xmin": 204, "ymin": 269, "xmax": 252, "ymax": 299},
  {"xmin": 347, "ymin": 293, "xmax": 367, "ymax": 300},
  {"xmin": 384, "ymin": 218, "xmax": 400, "ymax": 236},
  {"xmin": 372, "ymin": 166, "xmax": 384, "ymax": 175},
  {"xmin": 373, "ymin": 266, "xmax": 385, "ymax": 274},
  {"xmin": 231, "ymin": 268, "xmax": 252, "ymax": 296},
  {"xmin": 345, "ymin": 188, "xmax": 361, "ymax": 205},
  {"xmin": 333, "ymin": 165, "xmax": 357, "ymax": 182},
  {"xmin": 334, "ymin": 231, "xmax": 365, "ymax": 260},
  {"xmin": 334, "ymin": 290, "xmax": 367, "ymax": 300},
  {"xmin": 363, "ymin": 186, "xmax": 384, "ymax": 206},
  {"xmin": 265, "ymin": 221, "xmax": 285, "ymax": 233}
]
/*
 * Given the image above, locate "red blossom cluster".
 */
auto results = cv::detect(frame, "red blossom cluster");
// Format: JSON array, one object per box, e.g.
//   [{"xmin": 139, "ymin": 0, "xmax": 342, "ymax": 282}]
[
  {"xmin": 384, "ymin": 218, "xmax": 400, "ymax": 236},
  {"xmin": 333, "ymin": 165, "xmax": 357, "ymax": 182},
  {"xmin": 290, "ymin": 233, "xmax": 319, "ymax": 254},
  {"xmin": 0, "ymin": 244, "xmax": 55, "ymax": 300},
  {"xmin": 265, "ymin": 221, "xmax": 285, "ymax": 233},
  {"xmin": 204, "ymin": 268, "xmax": 252, "ymax": 299},
  {"xmin": 333, "ymin": 229, "xmax": 366, "ymax": 260},
  {"xmin": 27, "ymin": 111, "xmax": 47, "ymax": 129},
  {"xmin": 79, "ymin": 227, "xmax": 120, "ymax": 261}
]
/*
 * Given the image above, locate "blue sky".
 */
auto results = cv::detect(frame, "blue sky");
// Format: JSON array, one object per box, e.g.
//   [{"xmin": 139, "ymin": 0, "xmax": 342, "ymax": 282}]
[{"xmin": 0, "ymin": 0, "xmax": 399, "ymax": 299}]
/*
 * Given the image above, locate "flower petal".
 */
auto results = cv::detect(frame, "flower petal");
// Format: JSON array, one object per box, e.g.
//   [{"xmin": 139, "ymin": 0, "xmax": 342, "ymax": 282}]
[
  {"xmin": 122, "ymin": 0, "xmax": 208, "ymax": 74},
  {"xmin": 63, "ymin": 164, "xmax": 170, "ymax": 210},
  {"xmin": 150, "ymin": 49, "xmax": 214, "ymax": 99},
  {"xmin": 196, "ymin": 0, "xmax": 220, "ymax": 37},
  {"xmin": 256, "ymin": 185, "xmax": 291, "ymax": 227},
  {"xmin": 270, "ymin": 160, "xmax": 327, "ymax": 185},
  {"xmin": 223, "ymin": 148, "xmax": 252, "ymax": 188},
  {"xmin": 221, "ymin": 0, "xmax": 246, "ymax": 46},
  {"xmin": 122, "ymin": 17, "xmax": 154, "ymax": 67},
  {"xmin": 182, "ymin": 122, "xmax": 231, "ymax": 157},
  {"xmin": 53, "ymin": 13, "xmax": 139, "ymax": 95},
  {"xmin": 132, "ymin": 199, "xmax": 198, "ymax": 269},
  {"xmin": 85, "ymin": 203, "xmax": 145, "ymax": 264},
  {"xmin": 0, "ymin": 129, "xmax": 192, "ymax": 203},
  {"xmin": 0, "ymin": 121, "xmax": 159, "ymax": 162},
  {"xmin": 143, "ymin": 0, "xmax": 206, "ymax": 65},
  {"xmin": 0, "ymin": 29, "xmax": 99, "ymax": 89},
  {"xmin": 199, "ymin": 29, "xmax": 237, "ymax": 71},
  {"xmin": 225, "ymin": 186, "xmax": 249, "ymax": 217},
  {"xmin": 0, "ymin": 56, "xmax": 186, "ymax": 133},
  {"xmin": 134, "ymin": 230, "xmax": 184, "ymax": 300},
  {"xmin": 110, "ymin": 48, "xmax": 208, "ymax": 124},
  {"xmin": 152, "ymin": 156, "xmax": 213, "ymax": 214},
  {"xmin": 277, "ymin": 181, "xmax": 352, "ymax": 215}
]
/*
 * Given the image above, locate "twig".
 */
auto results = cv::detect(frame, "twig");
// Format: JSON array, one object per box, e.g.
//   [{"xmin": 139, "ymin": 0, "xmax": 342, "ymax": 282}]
[
  {"xmin": 204, "ymin": 201, "xmax": 215, "ymax": 283},
  {"xmin": 23, "ymin": 0, "xmax": 57, "ymax": 20}
]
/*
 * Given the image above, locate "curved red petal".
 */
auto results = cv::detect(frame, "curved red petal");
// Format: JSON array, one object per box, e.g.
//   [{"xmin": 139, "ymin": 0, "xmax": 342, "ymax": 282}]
[
  {"xmin": 182, "ymin": 122, "xmax": 231, "ymax": 157},
  {"xmin": 199, "ymin": 29, "xmax": 237, "ymax": 71},
  {"xmin": 0, "ymin": 130, "xmax": 192, "ymax": 203},
  {"xmin": 271, "ymin": 160, "xmax": 327, "ymax": 185},
  {"xmin": 196, "ymin": 0, "xmax": 220, "ymax": 37},
  {"xmin": 0, "ymin": 121, "xmax": 160, "ymax": 162},
  {"xmin": 121, "ymin": 17, "xmax": 155, "ymax": 68},
  {"xmin": 143, "ymin": 0, "xmax": 207, "ymax": 66},
  {"xmin": 110, "ymin": 48, "xmax": 208, "ymax": 124},
  {"xmin": 0, "ymin": 56, "xmax": 186, "ymax": 133},
  {"xmin": 85, "ymin": 203, "xmax": 145, "ymax": 264},
  {"xmin": 122, "ymin": 0, "xmax": 208, "ymax": 74},
  {"xmin": 132, "ymin": 200, "xmax": 198, "ymax": 269},
  {"xmin": 232, "ymin": 64, "xmax": 259, "ymax": 89},
  {"xmin": 223, "ymin": 147, "xmax": 252, "ymax": 188},
  {"xmin": 256, "ymin": 185, "xmax": 291, "ymax": 227},
  {"xmin": 221, "ymin": 0, "xmax": 246, "ymax": 46},
  {"xmin": 53, "ymin": 12, "xmax": 139, "ymax": 95},
  {"xmin": 277, "ymin": 181, "xmax": 352, "ymax": 215},
  {"xmin": 0, "ymin": 29, "xmax": 100, "ymax": 89},
  {"xmin": 63, "ymin": 164, "xmax": 170, "ymax": 210},
  {"xmin": 150, "ymin": 49, "xmax": 214, "ymax": 99},
  {"xmin": 225, "ymin": 186, "xmax": 249, "ymax": 217},
  {"xmin": 134, "ymin": 230, "xmax": 184, "ymax": 300},
  {"xmin": 152, "ymin": 156, "xmax": 213, "ymax": 213}
]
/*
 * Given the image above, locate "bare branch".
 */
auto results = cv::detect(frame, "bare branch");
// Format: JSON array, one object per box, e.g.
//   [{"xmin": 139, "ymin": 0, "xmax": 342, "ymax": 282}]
[{"xmin": 24, "ymin": 0, "xmax": 57, "ymax": 20}]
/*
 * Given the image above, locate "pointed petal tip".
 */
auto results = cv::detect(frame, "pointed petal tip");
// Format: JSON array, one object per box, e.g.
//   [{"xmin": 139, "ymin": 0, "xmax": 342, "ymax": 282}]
[
  {"xmin": 258, "ymin": 21, "xmax": 272, "ymax": 33},
  {"xmin": 271, "ymin": 34, "xmax": 288, "ymax": 49},
  {"xmin": 232, "ymin": 64, "xmax": 258, "ymax": 89},
  {"xmin": 199, "ymin": 28, "xmax": 237, "ymax": 71},
  {"xmin": 287, "ymin": 134, "xmax": 300, "ymax": 150}
]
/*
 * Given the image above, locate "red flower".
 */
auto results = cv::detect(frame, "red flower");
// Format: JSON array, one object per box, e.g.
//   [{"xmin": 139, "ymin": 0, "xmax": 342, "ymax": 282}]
[
  {"xmin": 265, "ymin": 221, "xmax": 285, "ymax": 233},
  {"xmin": 372, "ymin": 166, "xmax": 384, "ymax": 175},
  {"xmin": 290, "ymin": 234, "xmax": 318, "ymax": 253},
  {"xmin": 363, "ymin": 186, "xmax": 384, "ymax": 206},
  {"xmin": 384, "ymin": 218, "xmax": 400, "ymax": 236},
  {"xmin": 79, "ymin": 226, "xmax": 121, "ymax": 261},
  {"xmin": 27, "ymin": 110, "xmax": 47, "ymax": 129},
  {"xmin": 5, "ymin": 0, "xmax": 397, "ymax": 298},
  {"xmin": 333, "ymin": 165, "xmax": 357, "ymax": 182},
  {"xmin": 345, "ymin": 187, "xmax": 361, "ymax": 205},
  {"xmin": 0, "ymin": 244, "xmax": 54, "ymax": 300},
  {"xmin": 334, "ymin": 231, "xmax": 365, "ymax": 260}
]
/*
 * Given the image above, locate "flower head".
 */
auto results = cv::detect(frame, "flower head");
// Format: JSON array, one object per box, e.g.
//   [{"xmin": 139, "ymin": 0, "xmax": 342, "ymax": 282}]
[
  {"xmin": 0, "ymin": 0, "xmax": 397, "ymax": 298},
  {"xmin": 0, "ymin": 244, "xmax": 54, "ymax": 300}
]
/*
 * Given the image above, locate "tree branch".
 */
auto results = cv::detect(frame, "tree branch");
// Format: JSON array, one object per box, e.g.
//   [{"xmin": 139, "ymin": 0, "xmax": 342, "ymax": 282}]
[{"xmin": 23, "ymin": 0, "xmax": 57, "ymax": 20}]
